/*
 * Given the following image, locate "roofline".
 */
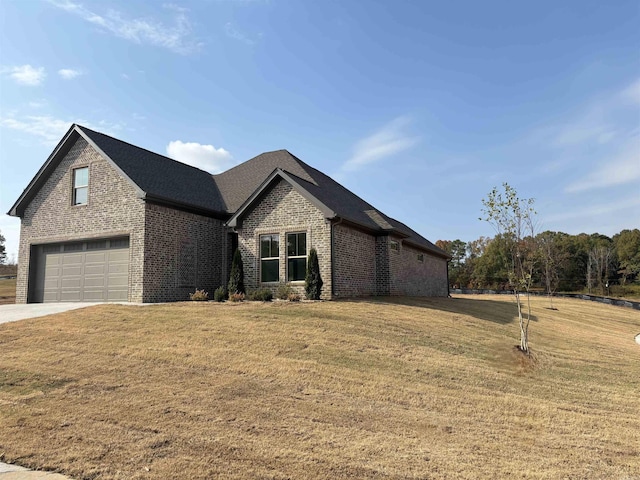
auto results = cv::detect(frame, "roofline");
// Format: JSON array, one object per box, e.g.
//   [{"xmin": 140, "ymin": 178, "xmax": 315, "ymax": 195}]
[
  {"xmin": 144, "ymin": 193, "xmax": 230, "ymax": 220},
  {"xmin": 227, "ymin": 168, "xmax": 336, "ymax": 228},
  {"xmin": 8, "ymin": 124, "xmax": 78, "ymax": 217},
  {"xmin": 8, "ymin": 124, "xmax": 146, "ymax": 217}
]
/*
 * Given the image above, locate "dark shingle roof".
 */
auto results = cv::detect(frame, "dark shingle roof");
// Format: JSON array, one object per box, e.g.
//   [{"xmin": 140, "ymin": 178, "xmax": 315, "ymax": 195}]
[
  {"xmin": 79, "ymin": 126, "xmax": 226, "ymax": 214},
  {"xmin": 17, "ymin": 126, "xmax": 445, "ymax": 257},
  {"xmin": 216, "ymin": 150, "xmax": 448, "ymax": 257}
]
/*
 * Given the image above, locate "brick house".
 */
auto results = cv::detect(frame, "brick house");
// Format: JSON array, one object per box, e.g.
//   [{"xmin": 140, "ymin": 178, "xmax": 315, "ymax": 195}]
[{"xmin": 8, "ymin": 124, "xmax": 450, "ymax": 303}]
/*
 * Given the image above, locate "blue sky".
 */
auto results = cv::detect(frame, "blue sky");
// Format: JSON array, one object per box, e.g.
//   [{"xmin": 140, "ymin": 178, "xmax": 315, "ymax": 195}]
[{"xmin": 1, "ymin": 0, "xmax": 639, "ymax": 260}]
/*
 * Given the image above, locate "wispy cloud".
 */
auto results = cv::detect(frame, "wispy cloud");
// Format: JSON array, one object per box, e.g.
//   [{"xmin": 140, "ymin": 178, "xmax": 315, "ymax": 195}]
[
  {"xmin": 0, "ymin": 114, "xmax": 123, "ymax": 146},
  {"xmin": 565, "ymin": 137, "xmax": 640, "ymax": 193},
  {"xmin": 1, "ymin": 65, "xmax": 46, "ymax": 86},
  {"xmin": 166, "ymin": 140, "xmax": 236, "ymax": 173},
  {"xmin": 58, "ymin": 68, "xmax": 84, "ymax": 80},
  {"xmin": 224, "ymin": 22, "xmax": 256, "ymax": 46},
  {"xmin": 550, "ymin": 78, "xmax": 640, "ymax": 149},
  {"xmin": 545, "ymin": 195, "xmax": 640, "ymax": 224},
  {"xmin": 47, "ymin": 1, "xmax": 202, "ymax": 55},
  {"xmin": 342, "ymin": 116, "xmax": 420, "ymax": 172}
]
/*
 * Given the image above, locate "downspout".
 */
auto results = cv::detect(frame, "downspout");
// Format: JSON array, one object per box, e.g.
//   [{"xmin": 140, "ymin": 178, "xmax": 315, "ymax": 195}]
[
  {"xmin": 330, "ymin": 217, "xmax": 343, "ymax": 298},
  {"xmin": 447, "ymin": 259, "xmax": 451, "ymax": 298}
]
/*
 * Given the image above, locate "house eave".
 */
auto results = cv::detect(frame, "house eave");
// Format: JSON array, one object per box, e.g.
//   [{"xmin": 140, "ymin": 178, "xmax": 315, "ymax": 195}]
[{"xmin": 227, "ymin": 168, "xmax": 337, "ymax": 228}]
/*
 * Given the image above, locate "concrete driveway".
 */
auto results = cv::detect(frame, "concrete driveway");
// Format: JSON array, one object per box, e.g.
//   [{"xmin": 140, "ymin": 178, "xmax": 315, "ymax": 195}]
[{"xmin": 0, "ymin": 302, "xmax": 113, "ymax": 324}]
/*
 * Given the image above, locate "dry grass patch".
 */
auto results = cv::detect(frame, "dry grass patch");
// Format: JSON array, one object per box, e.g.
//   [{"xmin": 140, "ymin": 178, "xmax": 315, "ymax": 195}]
[
  {"xmin": 0, "ymin": 295, "xmax": 639, "ymax": 479},
  {"xmin": 0, "ymin": 278, "xmax": 16, "ymax": 304}
]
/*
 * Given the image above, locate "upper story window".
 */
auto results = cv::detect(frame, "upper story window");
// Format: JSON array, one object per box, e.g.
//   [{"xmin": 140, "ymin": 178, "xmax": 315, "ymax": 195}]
[
  {"xmin": 390, "ymin": 240, "xmax": 399, "ymax": 252},
  {"xmin": 72, "ymin": 167, "xmax": 88, "ymax": 205},
  {"xmin": 260, "ymin": 234, "xmax": 280, "ymax": 283},
  {"xmin": 287, "ymin": 232, "xmax": 307, "ymax": 282},
  {"xmin": 417, "ymin": 253, "xmax": 424, "ymax": 263}
]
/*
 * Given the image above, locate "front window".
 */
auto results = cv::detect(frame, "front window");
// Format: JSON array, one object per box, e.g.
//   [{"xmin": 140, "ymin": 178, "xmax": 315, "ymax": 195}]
[
  {"xmin": 73, "ymin": 167, "xmax": 88, "ymax": 205},
  {"xmin": 260, "ymin": 234, "xmax": 279, "ymax": 282},
  {"xmin": 287, "ymin": 232, "xmax": 307, "ymax": 281}
]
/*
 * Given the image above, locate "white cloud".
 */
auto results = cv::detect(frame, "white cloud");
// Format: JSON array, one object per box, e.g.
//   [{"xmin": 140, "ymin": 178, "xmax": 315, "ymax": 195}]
[
  {"xmin": 0, "ymin": 114, "xmax": 123, "ymax": 146},
  {"xmin": 166, "ymin": 140, "xmax": 235, "ymax": 173},
  {"xmin": 0, "ymin": 116, "xmax": 72, "ymax": 144},
  {"xmin": 565, "ymin": 139, "xmax": 640, "ymax": 193},
  {"xmin": 342, "ymin": 116, "xmax": 420, "ymax": 172},
  {"xmin": 58, "ymin": 68, "xmax": 84, "ymax": 79},
  {"xmin": 224, "ymin": 22, "xmax": 255, "ymax": 46},
  {"xmin": 47, "ymin": 0, "xmax": 202, "ymax": 54},
  {"xmin": 621, "ymin": 78, "xmax": 640, "ymax": 106},
  {"xmin": 2, "ymin": 65, "xmax": 46, "ymax": 86}
]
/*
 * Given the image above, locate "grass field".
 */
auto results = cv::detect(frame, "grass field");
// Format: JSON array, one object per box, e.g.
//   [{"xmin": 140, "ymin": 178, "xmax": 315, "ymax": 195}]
[
  {"xmin": 0, "ymin": 295, "xmax": 639, "ymax": 479},
  {"xmin": 0, "ymin": 278, "xmax": 16, "ymax": 304}
]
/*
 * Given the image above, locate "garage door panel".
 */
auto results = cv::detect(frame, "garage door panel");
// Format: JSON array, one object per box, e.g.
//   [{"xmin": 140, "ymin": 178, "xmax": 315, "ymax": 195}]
[
  {"xmin": 62, "ymin": 253, "xmax": 83, "ymax": 264},
  {"xmin": 60, "ymin": 290, "xmax": 82, "ymax": 302},
  {"xmin": 85, "ymin": 264, "xmax": 106, "ymax": 275},
  {"xmin": 33, "ymin": 239, "xmax": 129, "ymax": 303}
]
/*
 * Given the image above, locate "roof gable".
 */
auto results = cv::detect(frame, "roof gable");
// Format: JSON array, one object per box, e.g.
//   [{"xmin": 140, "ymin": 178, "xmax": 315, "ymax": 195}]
[
  {"xmin": 227, "ymin": 168, "xmax": 336, "ymax": 228},
  {"xmin": 9, "ymin": 124, "xmax": 227, "ymax": 218}
]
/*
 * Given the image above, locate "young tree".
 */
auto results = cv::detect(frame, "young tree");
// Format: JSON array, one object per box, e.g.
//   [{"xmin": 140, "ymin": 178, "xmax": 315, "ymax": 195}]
[
  {"xmin": 304, "ymin": 248, "xmax": 323, "ymax": 300},
  {"xmin": 0, "ymin": 230, "xmax": 6, "ymax": 265},
  {"xmin": 228, "ymin": 248, "xmax": 245, "ymax": 295},
  {"xmin": 537, "ymin": 231, "xmax": 568, "ymax": 309},
  {"xmin": 480, "ymin": 183, "xmax": 537, "ymax": 354}
]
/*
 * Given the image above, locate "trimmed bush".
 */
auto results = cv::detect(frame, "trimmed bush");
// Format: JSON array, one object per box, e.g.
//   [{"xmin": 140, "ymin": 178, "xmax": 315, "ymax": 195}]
[
  {"xmin": 249, "ymin": 288, "xmax": 273, "ymax": 302},
  {"xmin": 287, "ymin": 292, "xmax": 301, "ymax": 302},
  {"xmin": 213, "ymin": 286, "xmax": 227, "ymax": 302},
  {"xmin": 229, "ymin": 292, "xmax": 245, "ymax": 303},
  {"xmin": 305, "ymin": 248, "xmax": 323, "ymax": 300},
  {"xmin": 276, "ymin": 283, "xmax": 294, "ymax": 300},
  {"xmin": 228, "ymin": 248, "xmax": 245, "ymax": 295},
  {"xmin": 189, "ymin": 289, "xmax": 209, "ymax": 301}
]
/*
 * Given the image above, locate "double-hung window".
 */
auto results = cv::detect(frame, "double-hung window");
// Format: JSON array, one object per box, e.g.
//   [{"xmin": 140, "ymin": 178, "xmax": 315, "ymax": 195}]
[
  {"xmin": 72, "ymin": 167, "xmax": 89, "ymax": 205},
  {"xmin": 287, "ymin": 232, "xmax": 307, "ymax": 282},
  {"xmin": 260, "ymin": 234, "xmax": 280, "ymax": 282}
]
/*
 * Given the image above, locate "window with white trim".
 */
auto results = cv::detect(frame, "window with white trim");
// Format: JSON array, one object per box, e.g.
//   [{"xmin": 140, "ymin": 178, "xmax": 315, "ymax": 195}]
[
  {"xmin": 260, "ymin": 234, "xmax": 280, "ymax": 283},
  {"xmin": 72, "ymin": 167, "xmax": 89, "ymax": 205},
  {"xmin": 390, "ymin": 240, "xmax": 399, "ymax": 251},
  {"xmin": 287, "ymin": 232, "xmax": 307, "ymax": 282}
]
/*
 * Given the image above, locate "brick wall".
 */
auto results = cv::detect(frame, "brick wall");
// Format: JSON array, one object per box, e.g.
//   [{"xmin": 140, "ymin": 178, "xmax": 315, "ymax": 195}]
[
  {"xmin": 142, "ymin": 203, "xmax": 227, "ymax": 302},
  {"xmin": 389, "ymin": 240, "xmax": 448, "ymax": 296},
  {"xmin": 16, "ymin": 137, "xmax": 146, "ymax": 303},
  {"xmin": 332, "ymin": 223, "xmax": 376, "ymax": 297},
  {"xmin": 236, "ymin": 178, "xmax": 332, "ymax": 299}
]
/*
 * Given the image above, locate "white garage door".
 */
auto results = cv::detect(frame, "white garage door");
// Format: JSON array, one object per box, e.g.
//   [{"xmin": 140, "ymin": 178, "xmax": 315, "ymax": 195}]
[{"xmin": 31, "ymin": 237, "xmax": 129, "ymax": 303}]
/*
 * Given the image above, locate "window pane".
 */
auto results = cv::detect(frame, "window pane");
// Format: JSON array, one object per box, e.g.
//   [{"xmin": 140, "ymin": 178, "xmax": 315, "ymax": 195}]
[
  {"xmin": 270, "ymin": 235, "xmax": 279, "ymax": 257},
  {"xmin": 287, "ymin": 233, "xmax": 296, "ymax": 256},
  {"xmin": 261, "ymin": 236, "xmax": 271, "ymax": 259},
  {"xmin": 261, "ymin": 259, "xmax": 279, "ymax": 282},
  {"xmin": 288, "ymin": 258, "xmax": 306, "ymax": 282},
  {"xmin": 74, "ymin": 186, "xmax": 88, "ymax": 205},
  {"xmin": 297, "ymin": 233, "xmax": 306, "ymax": 256},
  {"xmin": 74, "ymin": 167, "xmax": 88, "ymax": 187}
]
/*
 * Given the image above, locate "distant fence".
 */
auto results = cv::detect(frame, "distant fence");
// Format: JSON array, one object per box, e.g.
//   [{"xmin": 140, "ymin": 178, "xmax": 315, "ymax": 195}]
[
  {"xmin": 0, "ymin": 275, "xmax": 17, "ymax": 280},
  {"xmin": 450, "ymin": 289, "xmax": 640, "ymax": 311}
]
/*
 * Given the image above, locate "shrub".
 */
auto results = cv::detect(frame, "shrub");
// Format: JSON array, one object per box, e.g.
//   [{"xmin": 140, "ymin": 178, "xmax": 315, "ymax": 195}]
[
  {"xmin": 249, "ymin": 288, "xmax": 273, "ymax": 302},
  {"xmin": 305, "ymin": 248, "xmax": 323, "ymax": 300},
  {"xmin": 276, "ymin": 283, "xmax": 294, "ymax": 300},
  {"xmin": 189, "ymin": 289, "xmax": 209, "ymax": 301},
  {"xmin": 287, "ymin": 292, "xmax": 301, "ymax": 302},
  {"xmin": 213, "ymin": 286, "xmax": 227, "ymax": 302},
  {"xmin": 229, "ymin": 292, "xmax": 245, "ymax": 303},
  {"xmin": 228, "ymin": 248, "xmax": 245, "ymax": 295}
]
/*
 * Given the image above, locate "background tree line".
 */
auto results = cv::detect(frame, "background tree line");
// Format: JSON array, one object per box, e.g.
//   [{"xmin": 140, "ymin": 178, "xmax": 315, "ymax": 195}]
[{"xmin": 437, "ymin": 228, "xmax": 640, "ymax": 296}]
